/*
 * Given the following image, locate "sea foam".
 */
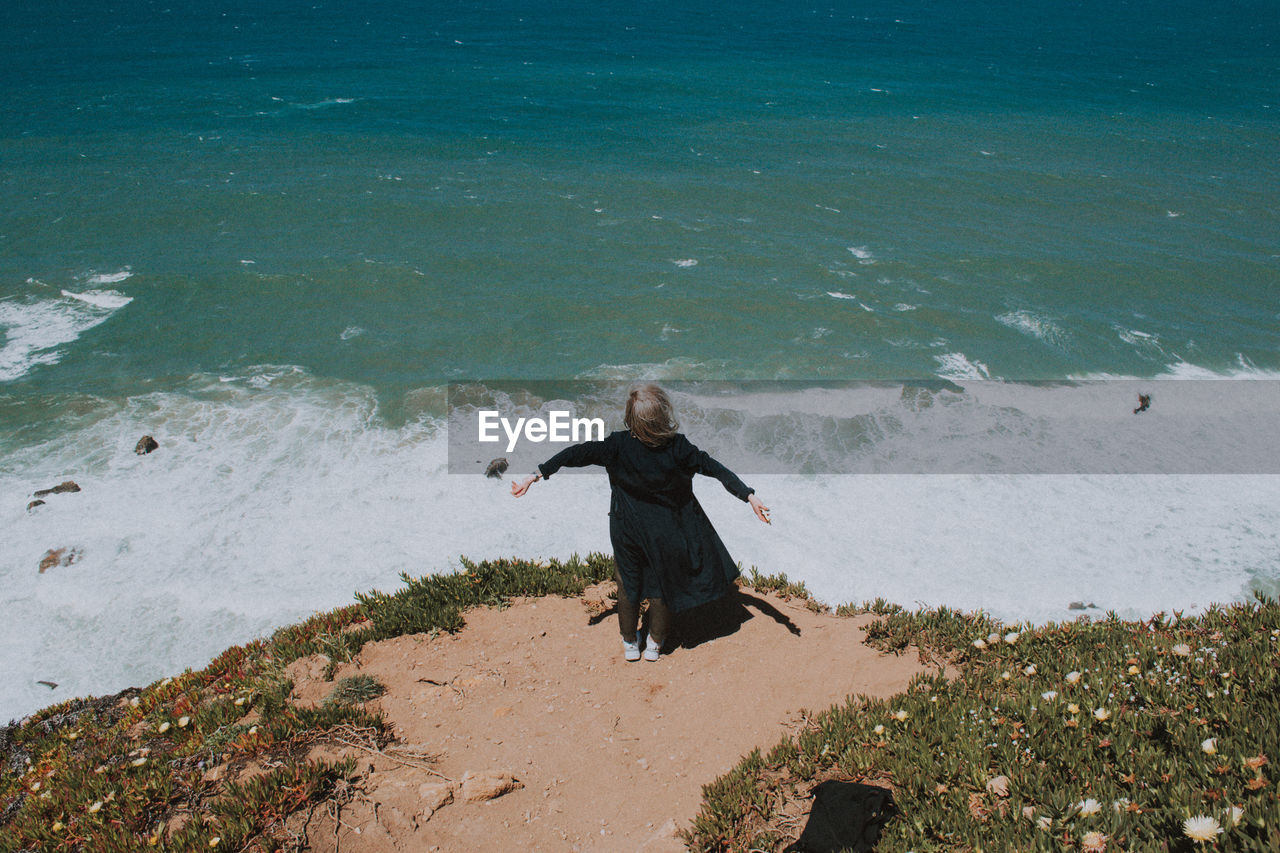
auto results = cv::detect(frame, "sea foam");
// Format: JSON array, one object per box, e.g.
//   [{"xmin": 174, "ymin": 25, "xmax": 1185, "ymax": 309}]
[{"xmin": 4, "ymin": 372, "xmax": 1279, "ymax": 721}]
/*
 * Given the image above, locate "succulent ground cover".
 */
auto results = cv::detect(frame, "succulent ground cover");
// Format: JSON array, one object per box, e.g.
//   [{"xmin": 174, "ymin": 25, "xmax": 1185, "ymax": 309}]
[
  {"xmin": 686, "ymin": 596, "xmax": 1280, "ymax": 851},
  {"xmin": 0, "ymin": 554, "xmax": 616, "ymax": 852}
]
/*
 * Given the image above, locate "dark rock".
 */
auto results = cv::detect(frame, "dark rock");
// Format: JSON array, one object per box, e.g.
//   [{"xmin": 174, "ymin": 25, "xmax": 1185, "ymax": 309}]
[
  {"xmin": 484, "ymin": 457, "xmax": 509, "ymax": 479},
  {"xmin": 33, "ymin": 481, "xmax": 80, "ymax": 498},
  {"xmin": 1068, "ymin": 601, "xmax": 1086, "ymax": 610},
  {"xmin": 36, "ymin": 681, "xmax": 57, "ymax": 690},
  {"xmin": 26, "ymin": 500, "xmax": 45, "ymax": 512},
  {"xmin": 38, "ymin": 547, "xmax": 82, "ymax": 574},
  {"xmin": 1133, "ymin": 393, "xmax": 1151, "ymax": 414},
  {"xmin": 134, "ymin": 435, "xmax": 159, "ymax": 455}
]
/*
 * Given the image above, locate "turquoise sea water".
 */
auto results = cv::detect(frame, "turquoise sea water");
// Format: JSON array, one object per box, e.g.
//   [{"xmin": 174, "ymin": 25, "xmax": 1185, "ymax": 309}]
[{"xmin": 2, "ymin": 0, "xmax": 1278, "ymax": 719}]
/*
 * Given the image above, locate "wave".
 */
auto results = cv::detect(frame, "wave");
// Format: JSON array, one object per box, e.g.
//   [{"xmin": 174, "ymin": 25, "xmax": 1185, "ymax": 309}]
[{"xmin": 0, "ymin": 287, "xmax": 134, "ymax": 383}]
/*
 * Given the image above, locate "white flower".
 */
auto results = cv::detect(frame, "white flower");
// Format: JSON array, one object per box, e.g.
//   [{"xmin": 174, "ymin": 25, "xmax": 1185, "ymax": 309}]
[
  {"xmin": 1172, "ymin": 643, "xmax": 1191, "ymax": 657},
  {"xmin": 987, "ymin": 632, "xmax": 1000, "ymax": 645},
  {"xmin": 160, "ymin": 677, "xmax": 173, "ymax": 687},
  {"xmin": 892, "ymin": 710, "xmax": 909, "ymax": 722},
  {"xmin": 178, "ymin": 716, "xmax": 190, "ymax": 728},
  {"xmin": 209, "ymin": 837, "xmax": 222, "ymax": 848},
  {"xmin": 1001, "ymin": 671, "xmax": 1012, "ymax": 681},
  {"xmin": 1024, "ymin": 664, "xmax": 1037, "ymax": 676},
  {"xmin": 1067, "ymin": 703, "xmax": 1081, "ymax": 714},
  {"xmin": 1201, "ymin": 738, "xmax": 1217, "ymax": 755},
  {"xmin": 1004, "ymin": 631, "xmax": 1020, "ymax": 645},
  {"xmin": 1081, "ymin": 830, "xmax": 1108, "ymax": 853},
  {"xmin": 157, "ymin": 722, "xmax": 171, "ymax": 734},
  {"xmin": 972, "ymin": 639, "xmax": 987, "ymax": 649},
  {"xmin": 248, "ymin": 725, "xmax": 258, "ymax": 734},
  {"xmin": 88, "ymin": 800, "xmax": 103, "ymax": 814},
  {"xmin": 1182, "ymin": 815, "xmax": 1223, "ymax": 841},
  {"xmin": 1077, "ymin": 798, "xmax": 1101, "ymax": 817},
  {"xmin": 131, "ymin": 757, "xmax": 146, "ymax": 767},
  {"xmin": 234, "ymin": 697, "xmax": 245, "ymax": 706},
  {"xmin": 1128, "ymin": 665, "xmax": 1140, "ymax": 675},
  {"xmin": 1041, "ymin": 690, "xmax": 1058, "ymax": 701},
  {"xmin": 873, "ymin": 724, "xmax": 885, "ymax": 735},
  {"xmin": 1066, "ymin": 671, "xmax": 1082, "ymax": 684},
  {"xmin": 1036, "ymin": 815, "xmax": 1052, "ymax": 831},
  {"xmin": 129, "ymin": 697, "xmax": 140, "ymax": 708},
  {"xmin": 1231, "ymin": 805, "xmax": 1244, "ymax": 826},
  {"xmin": 1093, "ymin": 707, "xmax": 1111, "ymax": 721}
]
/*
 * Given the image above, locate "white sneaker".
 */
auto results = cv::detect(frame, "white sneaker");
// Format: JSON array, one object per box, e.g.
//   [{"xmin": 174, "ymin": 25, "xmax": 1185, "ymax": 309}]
[
  {"xmin": 622, "ymin": 639, "xmax": 641, "ymax": 662},
  {"xmin": 643, "ymin": 638, "xmax": 662, "ymax": 662}
]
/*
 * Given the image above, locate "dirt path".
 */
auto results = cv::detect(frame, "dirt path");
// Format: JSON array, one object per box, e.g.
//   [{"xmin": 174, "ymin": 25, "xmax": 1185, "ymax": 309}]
[{"xmin": 295, "ymin": 585, "xmax": 930, "ymax": 852}]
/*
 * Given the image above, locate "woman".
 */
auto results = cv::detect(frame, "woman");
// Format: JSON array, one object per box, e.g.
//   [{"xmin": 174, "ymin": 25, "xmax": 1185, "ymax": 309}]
[{"xmin": 511, "ymin": 384, "xmax": 770, "ymax": 661}]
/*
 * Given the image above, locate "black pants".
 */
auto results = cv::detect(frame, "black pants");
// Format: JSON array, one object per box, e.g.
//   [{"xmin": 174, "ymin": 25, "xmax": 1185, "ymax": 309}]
[{"xmin": 615, "ymin": 570, "xmax": 671, "ymax": 646}]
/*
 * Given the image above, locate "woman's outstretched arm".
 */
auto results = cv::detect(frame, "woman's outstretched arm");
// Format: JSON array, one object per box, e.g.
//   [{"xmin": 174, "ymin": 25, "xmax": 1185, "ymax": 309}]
[{"xmin": 676, "ymin": 435, "xmax": 771, "ymax": 524}]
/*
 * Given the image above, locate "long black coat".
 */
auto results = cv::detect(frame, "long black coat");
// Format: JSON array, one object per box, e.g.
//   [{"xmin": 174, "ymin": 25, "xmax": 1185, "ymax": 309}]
[{"xmin": 538, "ymin": 430, "xmax": 754, "ymax": 613}]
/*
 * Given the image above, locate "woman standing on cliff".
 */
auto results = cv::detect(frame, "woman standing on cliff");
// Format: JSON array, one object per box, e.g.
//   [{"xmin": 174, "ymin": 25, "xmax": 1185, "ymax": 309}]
[{"xmin": 511, "ymin": 384, "xmax": 770, "ymax": 661}]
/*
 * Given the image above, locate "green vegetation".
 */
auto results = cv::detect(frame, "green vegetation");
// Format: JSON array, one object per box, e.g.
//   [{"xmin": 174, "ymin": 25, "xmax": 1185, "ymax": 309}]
[
  {"xmin": 0, "ymin": 553, "xmax": 615, "ymax": 852},
  {"xmin": 5, "ymin": 554, "xmax": 1276, "ymax": 851},
  {"xmin": 685, "ymin": 596, "xmax": 1280, "ymax": 852},
  {"xmin": 326, "ymin": 675, "xmax": 386, "ymax": 706}
]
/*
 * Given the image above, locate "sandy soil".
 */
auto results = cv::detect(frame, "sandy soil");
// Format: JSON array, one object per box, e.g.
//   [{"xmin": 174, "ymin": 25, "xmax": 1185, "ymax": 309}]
[{"xmin": 289, "ymin": 584, "xmax": 930, "ymax": 852}]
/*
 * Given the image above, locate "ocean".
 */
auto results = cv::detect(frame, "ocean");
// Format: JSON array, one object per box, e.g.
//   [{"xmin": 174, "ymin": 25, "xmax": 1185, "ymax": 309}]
[{"xmin": 2, "ymin": 0, "xmax": 1277, "ymax": 721}]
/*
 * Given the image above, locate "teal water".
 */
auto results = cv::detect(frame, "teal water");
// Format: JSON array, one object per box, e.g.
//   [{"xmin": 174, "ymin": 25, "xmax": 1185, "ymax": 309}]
[{"xmin": 1, "ymin": 0, "xmax": 1278, "ymax": 719}]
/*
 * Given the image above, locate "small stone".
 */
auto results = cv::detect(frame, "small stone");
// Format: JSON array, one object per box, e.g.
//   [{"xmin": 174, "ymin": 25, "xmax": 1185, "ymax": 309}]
[
  {"xmin": 26, "ymin": 500, "xmax": 45, "ymax": 512},
  {"xmin": 417, "ymin": 782, "xmax": 454, "ymax": 818},
  {"xmin": 1068, "ymin": 601, "xmax": 1086, "ymax": 610},
  {"xmin": 38, "ymin": 547, "xmax": 82, "ymax": 574},
  {"xmin": 986, "ymin": 775, "xmax": 1010, "ymax": 798},
  {"xmin": 484, "ymin": 457, "xmax": 509, "ymax": 479},
  {"xmin": 135, "ymin": 435, "xmax": 160, "ymax": 455},
  {"xmin": 460, "ymin": 771, "xmax": 522, "ymax": 802}
]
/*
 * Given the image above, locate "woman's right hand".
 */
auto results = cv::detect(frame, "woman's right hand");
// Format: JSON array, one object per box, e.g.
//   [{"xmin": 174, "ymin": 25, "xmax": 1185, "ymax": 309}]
[
  {"xmin": 748, "ymin": 494, "xmax": 771, "ymax": 524},
  {"xmin": 511, "ymin": 473, "xmax": 539, "ymax": 497}
]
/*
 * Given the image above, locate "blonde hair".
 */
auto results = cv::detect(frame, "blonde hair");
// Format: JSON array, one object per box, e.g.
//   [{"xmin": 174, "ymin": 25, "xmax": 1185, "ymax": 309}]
[{"xmin": 624, "ymin": 384, "xmax": 679, "ymax": 447}]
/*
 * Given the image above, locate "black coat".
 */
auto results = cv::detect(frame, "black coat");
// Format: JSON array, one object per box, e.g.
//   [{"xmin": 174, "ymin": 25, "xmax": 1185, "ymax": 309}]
[{"xmin": 538, "ymin": 430, "xmax": 754, "ymax": 612}]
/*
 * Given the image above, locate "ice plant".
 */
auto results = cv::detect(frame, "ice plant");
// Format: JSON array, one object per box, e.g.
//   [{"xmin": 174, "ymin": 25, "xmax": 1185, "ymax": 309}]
[
  {"xmin": 1172, "ymin": 643, "xmax": 1192, "ymax": 657},
  {"xmin": 1093, "ymin": 707, "xmax": 1111, "ymax": 721},
  {"xmin": 1067, "ymin": 703, "xmax": 1080, "ymax": 714},
  {"xmin": 892, "ymin": 710, "xmax": 909, "ymax": 722},
  {"xmin": 1081, "ymin": 830, "xmax": 1107, "ymax": 852},
  {"xmin": 1066, "ymin": 671, "xmax": 1082, "ymax": 684},
  {"xmin": 1182, "ymin": 815, "xmax": 1222, "ymax": 841},
  {"xmin": 972, "ymin": 638, "xmax": 987, "ymax": 649},
  {"xmin": 1041, "ymin": 690, "xmax": 1058, "ymax": 701},
  {"xmin": 1201, "ymin": 737, "xmax": 1217, "ymax": 755},
  {"xmin": 1004, "ymin": 631, "xmax": 1020, "ymax": 645},
  {"xmin": 1077, "ymin": 798, "xmax": 1101, "ymax": 817},
  {"xmin": 1023, "ymin": 664, "xmax": 1036, "ymax": 675}
]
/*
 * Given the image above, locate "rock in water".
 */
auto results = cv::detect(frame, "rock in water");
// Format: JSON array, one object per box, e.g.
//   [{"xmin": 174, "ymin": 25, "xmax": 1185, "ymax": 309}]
[
  {"xmin": 484, "ymin": 457, "xmax": 509, "ymax": 479},
  {"xmin": 33, "ymin": 481, "xmax": 80, "ymax": 498},
  {"xmin": 26, "ymin": 500, "xmax": 45, "ymax": 512},
  {"xmin": 37, "ymin": 680, "xmax": 57, "ymax": 690},
  {"xmin": 1133, "ymin": 393, "xmax": 1151, "ymax": 414},
  {"xmin": 135, "ymin": 435, "xmax": 159, "ymax": 455},
  {"xmin": 38, "ymin": 547, "xmax": 82, "ymax": 574},
  {"xmin": 459, "ymin": 770, "xmax": 522, "ymax": 802}
]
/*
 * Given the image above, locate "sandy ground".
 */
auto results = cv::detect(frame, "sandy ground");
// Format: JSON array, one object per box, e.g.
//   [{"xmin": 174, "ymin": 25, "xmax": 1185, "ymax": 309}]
[{"xmin": 289, "ymin": 584, "xmax": 930, "ymax": 852}]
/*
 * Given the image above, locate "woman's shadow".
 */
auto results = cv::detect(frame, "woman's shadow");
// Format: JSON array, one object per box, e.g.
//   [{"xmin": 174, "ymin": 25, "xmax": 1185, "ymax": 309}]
[{"xmin": 588, "ymin": 586, "xmax": 801, "ymax": 653}]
